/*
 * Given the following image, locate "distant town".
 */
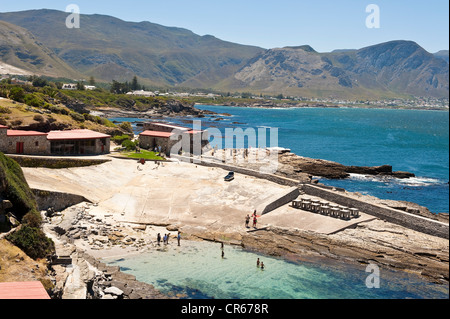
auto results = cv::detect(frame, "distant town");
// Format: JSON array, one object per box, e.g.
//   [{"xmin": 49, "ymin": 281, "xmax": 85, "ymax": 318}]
[{"xmin": 1, "ymin": 74, "xmax": 448, "ymax": 110}]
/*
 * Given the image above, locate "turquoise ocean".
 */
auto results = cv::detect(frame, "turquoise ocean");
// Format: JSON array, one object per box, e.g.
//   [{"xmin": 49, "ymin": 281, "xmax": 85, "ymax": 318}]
[
  {"xmin": 114, "ymin": 105, "xmax": 449, "ymax": 214},
  {"xmin": 109, "ymin": 106, "xmax": 449, "ymax": 299}
]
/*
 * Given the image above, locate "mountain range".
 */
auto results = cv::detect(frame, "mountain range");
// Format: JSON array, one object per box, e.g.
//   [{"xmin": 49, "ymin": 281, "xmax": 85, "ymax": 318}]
[{"xmin": 0, "ymin": 9, "xmax": 448, "ymax": 99}]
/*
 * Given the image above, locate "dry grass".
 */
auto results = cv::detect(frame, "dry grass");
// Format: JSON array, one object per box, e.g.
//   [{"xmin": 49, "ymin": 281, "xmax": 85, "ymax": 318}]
[
  {"xmin": 0, "ymin": 98, "xmax": 118, "ymax": 133},
  {"xmin": 0, "ymin": 239, "xmax": 49, "ymax": 283}
]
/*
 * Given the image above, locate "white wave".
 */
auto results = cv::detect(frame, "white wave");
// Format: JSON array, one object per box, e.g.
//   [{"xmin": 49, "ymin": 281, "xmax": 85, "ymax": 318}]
[
  {"xmin": 396, "ymin": 176, "xmax": 443, "ymax": 187},
  {"xmin": 348, "ymin": 173, "xmax": 443, "ymax": 186}
]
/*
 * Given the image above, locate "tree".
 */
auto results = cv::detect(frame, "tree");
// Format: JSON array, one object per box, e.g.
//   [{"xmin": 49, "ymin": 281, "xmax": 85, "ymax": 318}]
[
  {"xmin": 131, "ymin": 76, "xmax": 140, "ymax": 91},
  {"xmin": 89, "ymin": 76, "xmax": 96, "ymax": 86},
  {"xmin": 32, "ymin": 77, "xmax": 48, "ymax": 88},
  {"xmin": 76, "ymin": 82, "xmax": 85, "ymax": 90},
  {"xmin": 9, "ymin": 87, "xmax": 25, "ymax": 102},
  {"xmin": 110, "ymin": 80, "xmax": 132, "ymax": 94}
]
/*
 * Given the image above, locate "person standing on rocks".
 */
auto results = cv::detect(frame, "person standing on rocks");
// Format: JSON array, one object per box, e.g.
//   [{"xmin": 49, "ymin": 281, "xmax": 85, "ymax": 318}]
[
  {"xmin": 253, "ymin": 215, "xmax": 258, "ymax": 228},
  {"xmin": 177, "ymin": 232, "xmax": 181, "ymax": 246},
  {"xmin": 157, "ymin": 233, "xmax": 161, "ymax": 246},
  {"xmin": 245, "ymin": 215, "xmax": 250, "ymax": 228}
]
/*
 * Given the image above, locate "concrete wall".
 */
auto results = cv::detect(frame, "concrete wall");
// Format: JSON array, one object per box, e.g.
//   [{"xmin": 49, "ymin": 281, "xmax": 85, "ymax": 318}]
[
  {"xmin": 257, "ymin": 187, "xmax": 300, "ymax": 215},
  {"xmin": 32, "ymin": 189, "xmax": 91, "ymax": 212},
  {"xmin": 302, "ymin": 184, "xmax": 449, "ymax": 239},
  {"xmin": 171, "ymin": 155, "xmax": 300, "ymax": 187}
]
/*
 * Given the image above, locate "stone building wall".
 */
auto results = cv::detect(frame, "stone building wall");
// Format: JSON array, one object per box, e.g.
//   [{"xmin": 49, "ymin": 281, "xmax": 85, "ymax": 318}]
[
  {"xmin": 0, "ymin": 126, "xmax": 6, "ymax": 152},
  {"xmin": 4, "ymin": 135, "xmax": 50, "ymax": 155},
  {"xmin": 139, "ymin": 135, "xmax": 179, "ymax": 155},
  {"xmin": 95, "ymin": 138, "xmax": 110, "ymax": 155}
]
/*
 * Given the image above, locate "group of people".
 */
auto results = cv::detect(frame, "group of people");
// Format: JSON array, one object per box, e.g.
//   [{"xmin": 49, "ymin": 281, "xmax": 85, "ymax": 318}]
[
  {"xmin": 245, "ymin": 210, "xmax": 259, "ymax": 228},
  {"xmin": 157, "ymin": 231, "xmax": 182, "ymax": 246},
  {"xmin": 256, "ymin": 258, "xmax": 265, "ymax": 270}
]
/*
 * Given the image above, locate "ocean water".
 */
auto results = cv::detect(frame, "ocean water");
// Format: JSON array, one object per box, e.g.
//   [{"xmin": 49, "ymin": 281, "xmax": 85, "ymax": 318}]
[
  {"xmin": 112, "ymin": 106, "xmax": 449, "ymax": 213},
  {"xmin": 109, "ymin": 107, "xmax": 449, "ymax": 299},
  {"xmin": 103, "ymin": 240, "xmax": 449, "ymax": 299}
]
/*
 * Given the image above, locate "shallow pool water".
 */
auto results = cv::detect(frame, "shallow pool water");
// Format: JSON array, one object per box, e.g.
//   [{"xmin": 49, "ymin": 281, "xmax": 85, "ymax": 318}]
[{"xmin": 103, "ymin": 240, "xmax": 448, "ymax": 299}]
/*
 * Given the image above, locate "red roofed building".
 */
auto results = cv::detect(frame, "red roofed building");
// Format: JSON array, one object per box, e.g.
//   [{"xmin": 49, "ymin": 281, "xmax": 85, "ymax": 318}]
[
  {"xmin": 0, "ymin": 126, "xmax": 110, "ymax": 156},
  {"xmin": 139, "ymin": 130, "xmax": 177, "ymax": 154},
  {"xmin": 0, "ymin": 126, "xmax": 48, "ymax": 155},
  {"xmin": 47, "ymin": 129, "xmax": 110, "ymax": 155},
  {"xmin": 0, "ymin": 281, "xmax": 51, "ymax": 299},
  {"xmin": 138, "ymin": 122, "xmax": 209, "ymax": 156}
]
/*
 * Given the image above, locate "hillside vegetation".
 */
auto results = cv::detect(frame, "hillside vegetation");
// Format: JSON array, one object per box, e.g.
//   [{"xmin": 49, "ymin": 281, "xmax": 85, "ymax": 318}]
[{"xmin": 0, "ymin": 153, "xmax": 55, "ymax": 260}]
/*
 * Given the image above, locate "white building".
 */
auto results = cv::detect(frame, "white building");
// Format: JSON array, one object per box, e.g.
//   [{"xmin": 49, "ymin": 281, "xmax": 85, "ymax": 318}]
[
  {"xmin": 62, "ymin": 83, "xmax": 77, "ymax": 90},
  {"xmin": 126, "ymin": 90, "xmax": 156, "ymax": 97}
]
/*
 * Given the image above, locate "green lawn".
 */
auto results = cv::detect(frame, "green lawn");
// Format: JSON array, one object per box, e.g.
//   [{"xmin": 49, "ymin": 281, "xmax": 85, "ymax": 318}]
[{"xmin": 121, "ymin": 150, "xmax": 165, "ymax": 161}]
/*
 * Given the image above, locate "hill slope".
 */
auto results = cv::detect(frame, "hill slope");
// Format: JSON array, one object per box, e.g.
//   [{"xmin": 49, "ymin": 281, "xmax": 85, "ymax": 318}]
[
  {"xmin": 0, "ymin": 9, "xmax": 263, "ymax": 86},
  {"xmin": 225, "ymin": 41, "xmax": 449, "ymax": 98},
  {"xmin": 434, "ymin": 50, "xmax": 449, "ymax": 64},
  {"xmin": 0, "ymin": 20, "xmax": 82, "ymax": 78}
]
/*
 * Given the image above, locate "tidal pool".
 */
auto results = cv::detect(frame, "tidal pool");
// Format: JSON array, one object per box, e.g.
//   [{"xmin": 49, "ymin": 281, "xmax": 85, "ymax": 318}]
[{"xmin": 103, "ymin": 240, "xmax": 448, "ymax": 299}]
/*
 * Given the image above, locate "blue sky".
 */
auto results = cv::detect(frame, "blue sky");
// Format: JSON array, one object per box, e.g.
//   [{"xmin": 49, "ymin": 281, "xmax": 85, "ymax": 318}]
[{"xmin": 1, "ymin": 0, "xmax": 448, "ymax": 53}]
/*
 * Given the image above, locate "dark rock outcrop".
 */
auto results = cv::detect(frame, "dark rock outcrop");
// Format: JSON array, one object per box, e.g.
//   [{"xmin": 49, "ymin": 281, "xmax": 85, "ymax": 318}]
[{"xmin": 278, "ymin": 153, "xmax": 415, "ymax": 180}]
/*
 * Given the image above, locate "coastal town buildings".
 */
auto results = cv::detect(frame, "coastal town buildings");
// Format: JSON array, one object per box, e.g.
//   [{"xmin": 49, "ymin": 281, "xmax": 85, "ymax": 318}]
[{"xmin": 0, "ymin": 125, "xmax": 110, "ymax": 156}]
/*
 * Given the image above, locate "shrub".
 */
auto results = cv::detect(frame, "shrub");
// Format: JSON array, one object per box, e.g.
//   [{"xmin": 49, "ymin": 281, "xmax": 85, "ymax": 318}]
[
  {"xmin": 119, "ymin": 121, "xmax": 133, "ymax": 133},
  {"xmin": 22, "ymin": 210, "xmax": 42, "ymax": 228},
  {"xmin": 33, "ymin": 114, "xmax": 45, "ymax": 122},
  {"xmin": 0, "ymin": 153, "xmax": 38, "ymax": 220},
  {"xmin": 101, "ymin": 118, "xmax": 116, "ymax": 128},
  {"xmin": 70, "ymin": 112, "xmax": 85, "ymax": 122},
  {"xmin": 112, "ymin": 135, "xmax": 132, "ymax": 144},
  {"xmin": 47, "ymin": 105, "xmax": 69, "ymax": 115},
  {"xmin": 6, "ymin": 226, "xmax": 55, "ymax": 260},
  {"xmin": 0, "ymin": 106, "xmax": 12, "ymax": 114},
  {"xmin": 83, "ymin": 113, "xmax": 97, "ymax": 122},
  {"xmin": 9, "ymin": 87, "xmax": 25, "ymax": 102},
  {"xmin": 24, "ymin": 93, "xmax": 45, "ymax": 108},
  {"xmin": 122, "ymin": 139, "xmax": 138, "ymax": 151},
  {"xmin": 11, "ymin": 119, "xmax": 23, "ymax": 126}
]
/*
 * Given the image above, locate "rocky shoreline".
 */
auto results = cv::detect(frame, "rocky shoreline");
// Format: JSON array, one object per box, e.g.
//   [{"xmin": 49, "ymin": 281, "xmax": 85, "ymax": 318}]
[
  {"xmin": 43, "ymin": 203, "xmax": 175, "ymax": 299},
  {"xmin": 92, "ymin": 100, "xmax": 217, "ymax": 120},
  {"xmin": 42, "ymin": 195, "xmax": 448, "ymax": 300},
  {"xmin": 277, "ymin": 151, "xmax": 416, "ymax": 180}
]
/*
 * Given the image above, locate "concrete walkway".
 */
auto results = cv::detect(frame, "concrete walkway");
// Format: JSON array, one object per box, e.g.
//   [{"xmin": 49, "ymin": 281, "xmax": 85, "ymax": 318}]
[{"xmin": 23, "ymin": 157, "xmax": 375, "ymax": 235}]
